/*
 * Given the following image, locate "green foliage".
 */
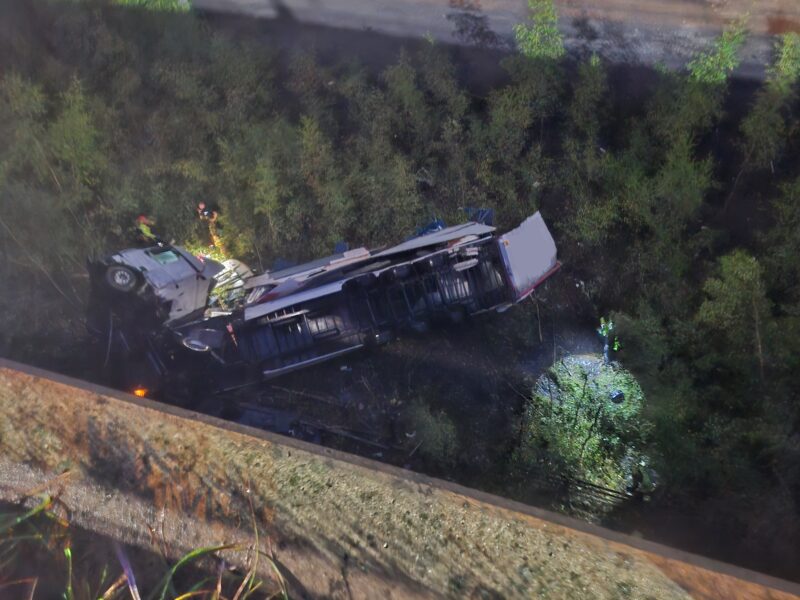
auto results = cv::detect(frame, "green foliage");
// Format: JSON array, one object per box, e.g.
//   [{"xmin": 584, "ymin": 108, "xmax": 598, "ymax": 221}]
[
  {"xmin": 48, "ymin": 78, "xmax": 107, "ymax": 187},
  {"xmin": 739, "ymin": 33, "xmax": 800, "ymax": 169},
  {"xmin": 383, "ymin": 53, "xmax": 432, "ymax": 144},
  {"xmin": 768, "ymin": 32, "xmax": 800, "ymax": 94},
  {"xmin": 298, "ymin": 115, "xmax": 352, "ymax": 253},
  {"xmin": 567, "ymin": 54, "xmax": 606, "ymax": 141},
  {"xmin": 515, "ymin": 355, "xmax": 649, "ymax": 489},
  {"xmin": 764, "ymin": 177, "xmax": 800, "ymax": 298},
  {"xmin": 739, "ymin": 90, "xmax": 787, "ymax": 169},
  {"xmin": 697, "ymin": 251, "xmax": 768, "ymax": 333},
  {"xmin": 112, "ymin": 0, "xmax": 190, "ymax": 11},
  {"xmin": 0, "ymin": 496, "xmax": 287, "ymax": 599},
  {"xmin": 687, "ymin": 18, "xmax": 748, "ymax": 85},
  {"xmin": 2, "ymin": 1, "xmax": 800, "ymax": 541},
  {"xmin": 513, "ymin": 0, "xmax": 565, "ymax": 60},
  {"xmin": 696, "ymin": 250, "xmax": 770, "ymax": 375},
  {"xmin": 403, "ymin": 401, "xmax": 460, "ymax": 467},
  {"xmin": 560, "ymin": 54, "xmax": 608, "ymax": 215},
  {"xmin": 0, "ymin": 74, "xmax": 47, "ymax": 187},
  {"xmin": 653, "ymin": 134, "xmax": 712, "ymax": 228}
]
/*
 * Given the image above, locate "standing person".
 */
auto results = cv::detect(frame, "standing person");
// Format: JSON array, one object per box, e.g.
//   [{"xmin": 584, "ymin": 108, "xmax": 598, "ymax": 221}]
[
  {"xmin": 135, "ymin": 214, "xmax": 161, "ymax": 245},
  {"xmin": 196, "ymin": 201, "xmax": 227, "ymax": 256},
  {"xmin": 196, "ymin": 201, "xmax": 220, "ymax": 223}
]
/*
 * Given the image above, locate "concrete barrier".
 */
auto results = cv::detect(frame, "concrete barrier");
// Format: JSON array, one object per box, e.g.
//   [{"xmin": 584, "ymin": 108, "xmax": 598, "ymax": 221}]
[{"xmin": 1, "ymin": 359, "xmax": 798, "ymax": 598}]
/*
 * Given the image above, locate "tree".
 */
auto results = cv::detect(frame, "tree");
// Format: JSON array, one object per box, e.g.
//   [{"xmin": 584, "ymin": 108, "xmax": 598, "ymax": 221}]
[
  {"xmin": 696, "ymin": 250, "xmax": 770, "ymax": 379},
  {"xmin": 298, "ymin": 115, "xmax": 352, "ymax": 253},
  {"xmin": 0, "ymin": 73, "xmax": 110, "ymax": 360},
  {"xmin": 383, "ymin": 53, "xmax": 429, "ymax": 132},
  {"xmin": 764, "ymin": 176, "xmax": 800, "ymax": 301},
  {"xmin": 0, "ymin": 73, "xmax": 49, "ymax": 187},
  {"xmin": 48, "ymin": 78, "xmax": 107, "ymax": 188},
  {"xmin": 401, "ymin": 401, "xmax": 460, "ymax": 468},
  {"xmin": 514, "ymin": 355, "xmax": 649, "ymax": 490},
  {"xmin": 687, "ymin": 17, "xmax": 748, "ymax": 85},
  {"xmin": 725, "ymin": 33, "xmax": 800, "ymax": 210},
  {"xmin": 560, "ymin": 54, "xmax": 615, "ymax": 245},
  {"xmin": 513, "ymin": 0, "xmax": 565, "ymax": 60},
  {"xmin": 287, "ymin": 50, "xmax": 339, "ymax": 135},
  {"xmin": 112, "ymin": 0, "xmax": 190, "ymax": 12},
  {"xmin": 647, "ymin": 20, "xmax": 747, "ymax": 149}
]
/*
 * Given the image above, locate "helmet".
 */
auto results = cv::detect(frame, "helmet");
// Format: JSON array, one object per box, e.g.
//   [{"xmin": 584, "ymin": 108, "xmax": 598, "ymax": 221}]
[{"xmin": 136, "ymin": 215, "xmax": 148, "ymax": 223}]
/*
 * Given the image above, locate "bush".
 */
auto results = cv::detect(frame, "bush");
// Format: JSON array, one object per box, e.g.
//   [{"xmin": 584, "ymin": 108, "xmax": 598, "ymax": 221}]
[
  {"xmin": 513, "ymin": 0, "xmax": 565, "ymax": 60},
  {"xmin": 402, "ymin": 401, "xmax": 460, "ymax": 467},
  {"xmin": 514, "ymin": 354, "xmax": 650, "ymax": 490}
]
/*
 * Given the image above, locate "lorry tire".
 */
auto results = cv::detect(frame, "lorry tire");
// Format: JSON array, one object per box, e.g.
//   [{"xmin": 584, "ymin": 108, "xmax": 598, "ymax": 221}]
[{"xmin": 105, "ymin": 265, "xmax": 138, "ymax": 292}]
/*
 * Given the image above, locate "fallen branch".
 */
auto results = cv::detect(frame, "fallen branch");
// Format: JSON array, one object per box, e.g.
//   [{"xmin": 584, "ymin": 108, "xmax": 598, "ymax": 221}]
[{"xmin": 268, "ymin": 385, "xmax": 340, "ymax": 405}]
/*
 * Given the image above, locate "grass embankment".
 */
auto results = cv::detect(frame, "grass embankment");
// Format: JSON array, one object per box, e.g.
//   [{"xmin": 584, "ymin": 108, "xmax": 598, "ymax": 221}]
[{"xmin": 0, "ymin": 495, "xmax": 287, "ymax": 600}]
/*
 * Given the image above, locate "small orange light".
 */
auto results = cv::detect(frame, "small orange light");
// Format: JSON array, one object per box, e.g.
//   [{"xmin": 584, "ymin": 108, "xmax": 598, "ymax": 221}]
[{"xmin": 133, "ymin": 387, "xmax": 147, "ymax": 397}]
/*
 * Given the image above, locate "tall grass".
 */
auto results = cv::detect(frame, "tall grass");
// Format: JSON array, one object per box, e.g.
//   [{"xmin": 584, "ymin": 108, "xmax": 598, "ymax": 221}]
[{"xmin": 0, "ymin": 495, "xmax": 288, "ymax": 599}]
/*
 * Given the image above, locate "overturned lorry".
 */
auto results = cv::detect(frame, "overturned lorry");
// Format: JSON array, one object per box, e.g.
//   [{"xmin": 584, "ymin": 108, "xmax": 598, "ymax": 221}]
[{"xmin": 87, "ymin": 212, "xmax": 559, "ymax": 399}]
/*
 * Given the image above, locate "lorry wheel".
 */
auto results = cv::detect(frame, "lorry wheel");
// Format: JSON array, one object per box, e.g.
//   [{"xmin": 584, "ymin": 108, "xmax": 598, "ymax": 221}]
[{"xmin": 105, "ymin": 265, "xmax": 138, "ymax": 292}]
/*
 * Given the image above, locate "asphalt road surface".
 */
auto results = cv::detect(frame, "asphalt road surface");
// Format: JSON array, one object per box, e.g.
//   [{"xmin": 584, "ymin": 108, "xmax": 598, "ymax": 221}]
[{"xmin": 194, "ymin": 0, "xmax": 800, "ymax": 77}]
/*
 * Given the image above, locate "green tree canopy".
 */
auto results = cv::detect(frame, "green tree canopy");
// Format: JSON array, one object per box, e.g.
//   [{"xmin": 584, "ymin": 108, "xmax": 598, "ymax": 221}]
[{"xmin": 513, "ymin": 0, "xmax": 565, "ymax": 61}]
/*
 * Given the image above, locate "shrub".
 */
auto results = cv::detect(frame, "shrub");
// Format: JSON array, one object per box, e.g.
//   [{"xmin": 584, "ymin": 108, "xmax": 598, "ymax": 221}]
[
  {"xmin": 403, "ymin": 401, "xmax": 460, "ymax": 467},
  {"xmin": 687, "ymin": 18, "xmax": 747, "ymax": 85},
  {"xmin": 514, "ymin": 354, "xmax": 650, "ymax": 490},
  {"xmin": 513, "ymin": 0, "xmax": 565, "ymax": 61}
]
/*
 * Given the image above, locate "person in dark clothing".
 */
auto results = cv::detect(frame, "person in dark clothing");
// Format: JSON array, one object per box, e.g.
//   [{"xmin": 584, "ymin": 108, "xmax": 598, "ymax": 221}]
[
  {"xmin": 196, "ymin": 201, "xmax": 227, "ymax": 255},
  {"xmin": 196, "ymin": 201, "xmax": 221, "ymax": 223}
]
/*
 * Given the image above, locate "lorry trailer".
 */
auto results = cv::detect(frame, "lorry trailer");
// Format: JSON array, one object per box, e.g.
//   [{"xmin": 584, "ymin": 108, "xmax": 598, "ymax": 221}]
[{"xmin": 87, "ymin": 212, "xmax": 559, "ymax": 399}]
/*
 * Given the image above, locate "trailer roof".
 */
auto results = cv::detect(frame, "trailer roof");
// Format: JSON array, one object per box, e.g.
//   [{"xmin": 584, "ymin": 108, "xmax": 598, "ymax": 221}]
[
  {"xmin": 244, "ymin": 280, "xmax": 345, "ymax": 321},
  {"xmin": 374, "ymin": 222, "xmax": 495, "ymax": 258},
  {"xmin": 244, "ymin": 222, "xmax": 494, "ymax": 293},
  {"xmin": 268, "ymin": 253, "xmax": 346, "ymax": 280}
]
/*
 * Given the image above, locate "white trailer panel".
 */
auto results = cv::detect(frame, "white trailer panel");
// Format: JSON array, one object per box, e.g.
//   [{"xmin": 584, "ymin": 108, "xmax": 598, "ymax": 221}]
[{"xmin": 497, "ymin": 212, "xmax": 559, "ymax": 302}]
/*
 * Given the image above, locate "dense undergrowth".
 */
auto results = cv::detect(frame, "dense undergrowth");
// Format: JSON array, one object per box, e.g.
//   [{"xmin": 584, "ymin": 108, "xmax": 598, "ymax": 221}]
[
  {"xmin": 515, "ymin": 354, "xmax": 649, "ymax": 491},
  {"xmin": 1, "ymin": 0, "xmax": 800, "ymax": 574}
]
